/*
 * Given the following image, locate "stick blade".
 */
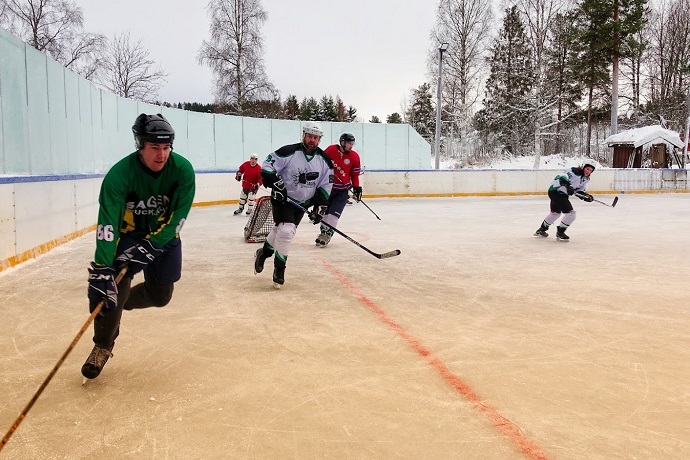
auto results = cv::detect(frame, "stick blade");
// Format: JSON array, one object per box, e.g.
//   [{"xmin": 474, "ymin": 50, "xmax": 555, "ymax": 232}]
[
  {"xmin": 611, "ymin": 196, "xmax": 619, "ymax": 207},
  {"xmin": 377, "ymin": 249, "xmax": 401, "ymax": 259}
]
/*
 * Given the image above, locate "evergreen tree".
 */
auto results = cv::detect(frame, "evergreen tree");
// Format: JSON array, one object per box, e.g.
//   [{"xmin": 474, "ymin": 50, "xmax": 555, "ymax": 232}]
[
  {"xmin": 483, "ymin": 6, "xmax": 534, "ymax": 154},
  {"xmin": 299, "ymin": 97, "xmax": 320, "ymax": 120},
  {"xmin": 387, "ymin": 112, "xmax": 403, "ymax": 123},
  {"xmin": 320, "ymin": 95, "xmax": 338, "ymax": 121},
  {"xmin": 346, "ymin": 106, "xmax": 358, "ymax": 122},
  {"xmin": 571, "ymin": 0, "xmax": 647, "ymax": 154},
  {"xmin": 369, "ymin": 115, "xmax": 381, "ymax": 123},
  {"xmin": 283, "ymin": 95, "xmax": 299, "ymax": 120},
  {"xmin": 405, "ymin": 83, "xmax": 436, "ymax": 140}
]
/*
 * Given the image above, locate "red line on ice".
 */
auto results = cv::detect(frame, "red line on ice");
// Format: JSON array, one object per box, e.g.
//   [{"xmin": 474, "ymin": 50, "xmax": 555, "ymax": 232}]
[{"xmin": 320, "ymin": 259, "xmax": 549, "ymax": 460}]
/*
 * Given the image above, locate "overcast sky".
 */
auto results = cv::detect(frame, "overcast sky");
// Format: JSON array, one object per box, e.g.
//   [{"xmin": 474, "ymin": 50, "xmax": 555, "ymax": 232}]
[{"xmin": 72, "ymin": 0, "xmax": 438, "ymax": 122}]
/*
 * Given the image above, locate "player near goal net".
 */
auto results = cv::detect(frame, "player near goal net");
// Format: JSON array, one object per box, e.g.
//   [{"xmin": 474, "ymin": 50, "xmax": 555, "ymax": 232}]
[
  {"xmin": 253, "ymin": 121, "xmax": 333, "ymax": 288},
  {"xmin": 233, "ymin": 153, "xmax": 262, "ymax": 216}
]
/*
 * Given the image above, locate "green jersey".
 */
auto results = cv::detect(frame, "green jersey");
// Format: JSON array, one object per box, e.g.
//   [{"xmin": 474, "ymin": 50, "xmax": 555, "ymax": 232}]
[{"xmin": 94, "ymin": 151, "xmax": 196, "ymax": 267}]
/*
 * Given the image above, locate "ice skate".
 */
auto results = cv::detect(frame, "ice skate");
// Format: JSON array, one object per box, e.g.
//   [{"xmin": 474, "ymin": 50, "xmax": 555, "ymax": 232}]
[
  {"xmin": 556, "ymin": 227, "xmax": 570, "ymax": 242},
  {"xmin": 233, "ymin": 207, "xmax": 244, "ymax": 215},
  {"xmin": 81, "ymin": 344, "xmax": 114, "ymax": 382},
  {"xmin": 272, "ymin": 266, "xmax": 285, "ymax": 289},
  {"xmin": 534, "ymin": 227, "xmax": 549, "ymax": 237},
  {"xmin": 245, "ymin": 209, "xmax": 251, "ymax": 215},
  {"xmin": 254, "ymin": 248, "xmax": 268, "ymax": 274},
  {"xmin": 315, "ymin": 231, "xmax": 332, "ymax": 247}
]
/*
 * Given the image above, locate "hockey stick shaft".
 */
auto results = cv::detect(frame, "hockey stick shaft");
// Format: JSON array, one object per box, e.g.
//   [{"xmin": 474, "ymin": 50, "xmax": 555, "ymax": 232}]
[
  {"xmin": 358, "ymin": 199, "xmax": 381, "ymax": 220},
  {"xmin": 286, "ymin": 197, "xmax": 400, "ymax": 259},
  {"xmin": 591, "ymin": 196, "xmax": 618, "ymax": 207},
  {"xmin": 0, "ymin": 267, "xmax": 127, "ymax": 451}
]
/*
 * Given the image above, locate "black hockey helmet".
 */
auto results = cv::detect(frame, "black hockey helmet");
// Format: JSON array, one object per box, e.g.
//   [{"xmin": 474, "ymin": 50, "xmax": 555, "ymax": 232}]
[
  {"xmin": 132, "ymin": 113, "xmax": 175, "ymax": 149},
  {"xmin": 339, "ymin": 133, "xmax": 355, "ymax": 146}
]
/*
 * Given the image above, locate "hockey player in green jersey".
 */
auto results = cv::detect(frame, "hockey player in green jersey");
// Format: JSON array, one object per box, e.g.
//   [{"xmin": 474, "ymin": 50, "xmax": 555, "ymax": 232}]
[
  {"xmin": 82, "ymin": 113, "xmax": 196, "ymax": 380},
  {"xmin": 254, "ymin": 121, "xmax": 333, "ymax": 288}
]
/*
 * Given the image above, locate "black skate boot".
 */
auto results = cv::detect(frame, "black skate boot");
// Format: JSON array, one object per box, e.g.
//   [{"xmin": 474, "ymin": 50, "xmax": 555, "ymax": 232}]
[
  {"xmin": 556, "ymin": 227, "xmax": 570, "ymax": 242},
  {"xmin": 81, "ymin": 344, "xmax": 114, "ymax": 379},
  {"xmin": 272, "ymin": 265, "xmax": 285, "ymax": 289},
  {"xmin": 233, "ymin": 206, "xmax": 244, "ymax": 215},
  {"xmin": 534, "ymin": 224, "xmax": 549, "ymax": 237},
  {"xmin": 254, "ymin": 247, "xmax": 271, "ymax": 274}
]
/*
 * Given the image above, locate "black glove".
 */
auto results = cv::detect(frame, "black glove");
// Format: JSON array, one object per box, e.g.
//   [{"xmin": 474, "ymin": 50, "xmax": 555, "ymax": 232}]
[
  {"xmin": 566, "ymin": 185, "xmax": 575, "ymax": 195},
  {"xmin": 235, "ymin": 172, "xmax": 242, "ymax": 182},
  {"xmin": 308, "ymin": 205, "xmax": 328, "ymax": 224},
  {"xmin": 352, "ymin": 186, "xmax": 363, "ymax": 202},
  {"xmin": 252, "ymin": 183, "xmax": 260, "ymax": 193},
  {"xmin": 577, "ymin": 192, "xmax": 594, "ymax": 202},
  {"xmin": 115, "ymin": 239, "xmax": 163, "ymax": 274},
  {"xmin": 88, "ymin": 263, "xmax": 117, "ymax": 311},
  {"xmin": 271, "ymin": 179, "xmax": 287, "ymax": 202}
]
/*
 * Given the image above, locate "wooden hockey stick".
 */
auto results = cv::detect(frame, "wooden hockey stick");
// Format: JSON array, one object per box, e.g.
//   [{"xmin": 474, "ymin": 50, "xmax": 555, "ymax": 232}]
[
  {"xmin": 287, "ymin": 197, "xmax": 400, "ymax": 259},
  {"xmin": 0, "ymin": 267, "xmax": 127, "ymax": 451}
]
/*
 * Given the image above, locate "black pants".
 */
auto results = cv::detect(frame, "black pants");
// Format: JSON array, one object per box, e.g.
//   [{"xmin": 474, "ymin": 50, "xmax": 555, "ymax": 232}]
[{"xmin": 92, "ymin": 237, "xmax": 181, "ymax": 349}]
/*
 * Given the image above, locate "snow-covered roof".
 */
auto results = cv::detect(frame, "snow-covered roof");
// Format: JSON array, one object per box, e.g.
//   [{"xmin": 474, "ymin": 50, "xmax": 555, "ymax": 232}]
[{"xmin": 604, "ymin": 125, "xmax": 684, "ymax": 148}]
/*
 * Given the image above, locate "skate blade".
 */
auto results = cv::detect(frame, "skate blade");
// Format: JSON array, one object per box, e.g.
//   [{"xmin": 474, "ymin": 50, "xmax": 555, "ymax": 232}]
[
  {"xmin": 81, "ymin": 377, "xmax": 90, "ymax": 386},
  {"xmin": 556, "ymin": 239, "xmax": 569, "ymax": 242},
  {"xmin": 273, "ymin": 283, "xmax": 282, "ymax": 289}
]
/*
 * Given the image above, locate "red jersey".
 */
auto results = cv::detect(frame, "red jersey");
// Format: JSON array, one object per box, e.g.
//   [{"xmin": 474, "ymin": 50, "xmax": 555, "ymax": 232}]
[
  {"xmin": 323, "ymin": 144, "xmax": 361, "ymax": 191},
  {"xmin": 237, "ymin": 161, "xmax": 262, "ymax": 190}
]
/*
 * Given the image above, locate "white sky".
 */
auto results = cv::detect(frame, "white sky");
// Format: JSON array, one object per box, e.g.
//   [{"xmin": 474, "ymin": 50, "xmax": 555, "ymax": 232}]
[{"xmin": 72, "ymin": 0, "xmax": 438, "ymax": 122}]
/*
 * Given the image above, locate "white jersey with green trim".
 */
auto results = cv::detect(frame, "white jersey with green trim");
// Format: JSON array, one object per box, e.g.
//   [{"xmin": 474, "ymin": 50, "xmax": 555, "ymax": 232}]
[{"xmin": 262, "ymin": 143, "xmax": 333, "ymax": 205}]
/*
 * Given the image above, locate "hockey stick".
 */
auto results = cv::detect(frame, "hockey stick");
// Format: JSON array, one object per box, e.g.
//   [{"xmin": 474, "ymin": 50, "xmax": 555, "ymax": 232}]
[
  {"xmin": 286, "ymin": 197, "xmax": 400, "ymax": 259},
  {"xmin": 576, "ymin": 192, "xmax": 618, "ymax": 208},
  {"xmin": 0, "ymin": 267, "xmax": 128, "ymax": 451},
  {"xmin": 357, "ymin": 198, "xmax": 381, "ymax": 220},
  {"xmin": 346, "ymin": 186, "xmax": 381, "ymax": 220}
]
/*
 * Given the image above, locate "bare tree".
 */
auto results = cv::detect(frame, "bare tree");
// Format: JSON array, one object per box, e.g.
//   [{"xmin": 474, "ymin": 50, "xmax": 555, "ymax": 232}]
[
  {"xmin": 98, "ymin": 32, "xmax": 167, "ymax": 102},
  {"xmin": 0, "ymin": 0, "xmax": 105, "ymax": 78},
  {"xmin": 429, "ymin": 0, "xmax": 493, "ymax": 166},
  {"xmin": 515, "ymin": 0, "xmax": 572, "ymax": 166},
  {"xmin": 198, "ymin": 0, "xmax": 276, "ymax": 114}
]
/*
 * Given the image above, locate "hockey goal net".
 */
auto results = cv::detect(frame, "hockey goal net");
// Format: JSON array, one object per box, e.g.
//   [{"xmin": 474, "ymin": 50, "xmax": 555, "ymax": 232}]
[{"xmin": 244, "ymin": 195, "xmax": 274, "ymax": 243}]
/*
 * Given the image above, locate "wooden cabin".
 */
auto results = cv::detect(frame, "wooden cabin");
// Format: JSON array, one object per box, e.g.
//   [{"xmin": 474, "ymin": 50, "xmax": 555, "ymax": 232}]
[{"xmin": 604, "ymin": 126, "xmax": 684, "ymax": 168}]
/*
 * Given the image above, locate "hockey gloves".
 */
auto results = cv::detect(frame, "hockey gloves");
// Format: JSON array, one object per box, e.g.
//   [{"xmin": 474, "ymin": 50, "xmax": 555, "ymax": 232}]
[
  {"xmin": 271, "ymin": 179, "xmax": 287, "ymax": 203},
  {"xmin": 253, "ymin": 183, "xmax": 260, "ymax": 193},
  {"xmin": 235, "ymin": 172, "xmax": 242, "ymax": 181},
  {"xmin": 566, "ymin": 185, "xmax": 575, "ymax": 195},
  {"xmin": 308, "ymin": 205, "xmax": 328, "ymax": 225},
  {"xmin": 352, "ymin": 186, "xmax": 363, "ymax": 202},
  {"xmin": 88, "ymin": 262, "xmax": 118, "ymax": 311},
  {"xmin": 576, "ymin": 192, "xmax": 594, "ymax": 202},
  {"xmin": 115, "ymin": 239, "xmax": 163, "ymax": 275}
]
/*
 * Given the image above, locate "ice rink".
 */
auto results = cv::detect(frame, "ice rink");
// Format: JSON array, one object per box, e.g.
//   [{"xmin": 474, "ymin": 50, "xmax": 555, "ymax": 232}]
[{"xmin": 1, "ymin": 194, "xmax": 689, "ymax": 459}]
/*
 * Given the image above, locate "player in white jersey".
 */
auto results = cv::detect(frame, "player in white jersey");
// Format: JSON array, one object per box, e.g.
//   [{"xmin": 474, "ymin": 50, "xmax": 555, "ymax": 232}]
[{"xmin": 254, "ymin": 121, "xmax": 333, "ymax": 287}]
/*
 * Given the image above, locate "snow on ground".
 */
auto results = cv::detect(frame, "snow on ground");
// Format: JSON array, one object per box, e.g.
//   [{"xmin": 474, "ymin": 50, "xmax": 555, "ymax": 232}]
[{"xmin": 437, "ymin": 154, "xmax": 602, "ymax": 170}]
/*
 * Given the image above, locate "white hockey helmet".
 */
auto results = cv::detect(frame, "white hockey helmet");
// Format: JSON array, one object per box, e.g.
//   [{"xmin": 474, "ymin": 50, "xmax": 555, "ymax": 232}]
[
  {"xmin": 302, "ymin": 121, "xmax": 323, "ymax": 137},
  {"xmin": 581, "ymin": 158, "xmax": 600, "ymax": 170},
  {"xmin": 250, "ymin": 153, "xmax": 259, "ymax": 159}
]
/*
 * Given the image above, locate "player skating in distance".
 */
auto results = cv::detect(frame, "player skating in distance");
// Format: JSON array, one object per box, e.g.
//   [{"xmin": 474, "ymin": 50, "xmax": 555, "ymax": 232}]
[{"xmin": 534, "ymin": 160, "xmax": 596, "ymax": 242}]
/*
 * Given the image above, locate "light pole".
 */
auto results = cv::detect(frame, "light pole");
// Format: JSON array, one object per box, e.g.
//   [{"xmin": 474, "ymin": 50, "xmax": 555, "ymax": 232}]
[{"xmin": 434, "ymin": 42, "xmax": 449, "ymax": 170}]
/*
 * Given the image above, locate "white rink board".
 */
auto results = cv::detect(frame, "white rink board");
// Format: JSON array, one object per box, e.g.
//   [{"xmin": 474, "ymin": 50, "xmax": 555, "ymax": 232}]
[
  {"xmin": 14, "ymin": 181, "xmax": 76, "ymax": 254},
  {"xmin": 0, "ymin": 184, "xmax": 15, "ymax": 258}
]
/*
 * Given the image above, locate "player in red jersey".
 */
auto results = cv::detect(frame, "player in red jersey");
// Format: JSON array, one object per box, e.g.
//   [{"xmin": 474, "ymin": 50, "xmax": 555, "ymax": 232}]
[
  {"xmin": 315, "ymin": 133, "xmax": 362, "ymax": 247},
  {"xmin": 234, "ymin": 154, "xmax": 263, "ymax": 216}
]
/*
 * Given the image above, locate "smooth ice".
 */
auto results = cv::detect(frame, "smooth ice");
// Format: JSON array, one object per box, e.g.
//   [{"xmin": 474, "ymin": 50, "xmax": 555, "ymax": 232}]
[{"xmin": 1, "ymin": 194, "xmax": 689, "ymax": 459}]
